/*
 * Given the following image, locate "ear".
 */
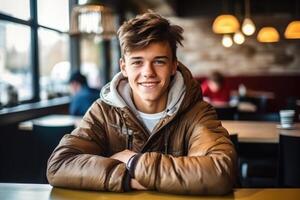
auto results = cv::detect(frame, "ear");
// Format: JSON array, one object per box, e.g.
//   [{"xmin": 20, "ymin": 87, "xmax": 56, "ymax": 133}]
[
  {"xmin": 119, "ymin": 58, "xmax": 127, "ymax": 77},
  {"xmin": 171, "ymin": 60, "xmax": 178, "ymax": 75}
]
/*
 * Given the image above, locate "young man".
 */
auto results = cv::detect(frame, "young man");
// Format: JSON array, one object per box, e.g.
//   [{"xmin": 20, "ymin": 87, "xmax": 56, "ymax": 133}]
[{"xmin": 47, "ymin": 12, "xmax": 236, "ymax": 195}]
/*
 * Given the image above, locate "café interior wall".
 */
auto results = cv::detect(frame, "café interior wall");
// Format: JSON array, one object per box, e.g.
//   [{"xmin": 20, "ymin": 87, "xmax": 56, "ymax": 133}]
[{"xmin": 171, "ymin": 16, "xmax": 300, "ymax": 77}]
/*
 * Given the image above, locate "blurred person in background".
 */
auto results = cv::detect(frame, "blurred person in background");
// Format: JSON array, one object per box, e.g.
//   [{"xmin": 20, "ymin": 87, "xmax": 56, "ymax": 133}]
[
  {"xmin": 201, "ymin": 71, "xmax": 231, "ymax": 107},
  {"xmin": 69, "ymin": 71, "xmax": 100, "ymax": 116}
]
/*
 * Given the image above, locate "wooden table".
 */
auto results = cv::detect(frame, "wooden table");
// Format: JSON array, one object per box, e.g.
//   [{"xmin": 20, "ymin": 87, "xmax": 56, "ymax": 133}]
[
  {"xmin": 19, "ymin": 117, "xmax": 300, "ymax": 143},
  {"xmin": 1, "ymin": 183, "xmax": 300, "ymax": 200},
  {"xmin": 18, "ymin": 114, "xmax": 82, "ymax": 131},
  {"xmin": 222, "ymin": 120, "xmax": 300, "ymax": 143}
]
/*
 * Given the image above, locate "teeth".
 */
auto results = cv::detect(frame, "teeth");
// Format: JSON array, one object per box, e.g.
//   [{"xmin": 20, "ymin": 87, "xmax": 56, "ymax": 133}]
[{"xmin": 140, "ymin": 82, "xmax": 157, "ymax": 87}]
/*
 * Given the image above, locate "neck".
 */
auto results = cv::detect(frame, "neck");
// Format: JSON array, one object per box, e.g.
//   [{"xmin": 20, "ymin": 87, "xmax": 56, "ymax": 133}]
[{"xmin": 133, "ymin": 94, "xmax": 168, "ymax": 114}]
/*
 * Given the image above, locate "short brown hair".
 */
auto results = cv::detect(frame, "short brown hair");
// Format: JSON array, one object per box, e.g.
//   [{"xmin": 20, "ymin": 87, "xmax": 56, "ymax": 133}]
[{"xmin": 117, "ymin": 12, "xmax": 184, "ymax": 60}]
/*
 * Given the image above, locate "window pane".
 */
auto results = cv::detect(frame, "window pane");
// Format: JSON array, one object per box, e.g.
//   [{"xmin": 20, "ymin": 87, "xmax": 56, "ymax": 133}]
[
  {"xmin": 78, "ymin": 0, "xmax": 88, "ymax": 4},
  {"xmin": 0, "ymin": 21, "xmax": 32, "ymax": 107},
  {"xmin": 0, "ymin": 0, "xmax": 30, "ymax": 20},
  {"xmin": 37, "ymin": 0, "xmax": 69, "ymax": 32},
  {"xmin": 80, "ymin": 38, "xmax": 102, "ymax": 88},
  {"xmin": 38, "ymin": 28, "xmax": 70, "ymax": 99},
  {"xmin": 80, "ymin": 37, "xmax": 120, "ymax": 88}
]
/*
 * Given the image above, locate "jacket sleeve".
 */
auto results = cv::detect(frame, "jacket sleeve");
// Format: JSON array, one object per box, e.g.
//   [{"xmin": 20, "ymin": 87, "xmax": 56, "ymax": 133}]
[
  {"xmin": 47, "ymin": 102, "xmax": 130, "ymax": 192},
  {"xmin": 131, "ymin": 104, "xmax": 237, "ymax": 195}
]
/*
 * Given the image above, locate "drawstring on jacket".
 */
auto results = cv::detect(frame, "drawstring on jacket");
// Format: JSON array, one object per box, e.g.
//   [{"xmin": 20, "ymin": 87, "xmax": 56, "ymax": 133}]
[
  {"xmin": 164, "ymin": 128, "xmax": 170, "ymax": 154},
  {"xmin": 119, "ymin": 110, "xmax": 133, "ymax": 150},
  {"xmin": 163, "ymin": 109, "xmax": 172, "ymax": 154}
]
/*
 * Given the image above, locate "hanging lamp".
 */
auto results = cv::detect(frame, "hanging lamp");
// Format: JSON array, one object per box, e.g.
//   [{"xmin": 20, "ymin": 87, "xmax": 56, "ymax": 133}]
[
  {"xmin": 257, "ymin": 27, "xmax": 280, "ymax": 43},
  {"xmin": 285, "ymin": 21, "xmax": 300, "ymax": 39},
  {"xmin": 213, "ymin": 14, "xmax": 240, "ymax": 34},
  {"xmin": 241, "ymin": 0, "xmax": 255, "ymax": 36},
  {"xmin": 233, "ymin": 31, "xmax": 245, "ymax": 44},
  {"xmin": 222, "ymin": 34, "xmax": 233, "ymax": 47},
  {"xmin": 242, "ymin": 18, "xmax": 256, "ymax": 36},
  {"xmin": 70, "ymin": 0, "xmax": 116, "ymax": 39},
  {"xmin": 284, "ymin": 0, "xmax": 300, "ymax": 39}
]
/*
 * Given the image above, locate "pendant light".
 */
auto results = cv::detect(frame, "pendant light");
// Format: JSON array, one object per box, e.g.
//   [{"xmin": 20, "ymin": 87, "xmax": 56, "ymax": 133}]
[
  {"xmin": 284, "ymin": 1, "xmax": 300, "ymax": 39},
  {"xmin": 212, "ymin": 0, "xmax": 240, "ymax": 34},
  {"xmin": 213, "ymin": 14, "xmax": 240, "ymax": 34},
  {"xmin": 233, "ymin": 31, "xmax": 245, "ymax": 44},
  {"xmin": 242, "ymin": 18, "xmax": 256, "ymax": 36},
  {"xmin": 257, "ymin": 27, "xmax": 280, "ymax": 43},
  {"xmin": 222, "ymin": 34, "xmax": 233, "ymax": 47},
  {"xmin": 70, "ymin": 0, "xmax": 116, "ymax": 40},
  {"xmin": 241, "ymin": 0, "xmax": 255, "ymax": 36},
  {"xmin": 285, "ymin": 21, "xmax": 300, "ymax": 39}
]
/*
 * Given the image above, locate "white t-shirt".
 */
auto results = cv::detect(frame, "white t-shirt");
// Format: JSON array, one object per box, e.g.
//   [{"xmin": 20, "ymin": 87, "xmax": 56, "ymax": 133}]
[{"xmin": 137, "ymin": 110, "xmax": 165, "ymax": 133}]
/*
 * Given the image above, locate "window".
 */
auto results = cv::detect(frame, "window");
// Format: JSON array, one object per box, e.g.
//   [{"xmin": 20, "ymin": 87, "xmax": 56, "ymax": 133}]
[
  {"xmin": 80, "ymin": 37, "xmax": 120, "ymax": 89},
  {"xmin": 0, "ymin": 0, "xmax": 30, "ymax": 20},
  {"xmin": 80, "ymin": 37, "xmax": 101, "ymax": 86},
  {"xmin": 0, "ymin": 21, "xmax": 32, "ymax": 106},
  {"xmin": 37, "ymin": 0, "xmax": 69, "ymax": 32},
  {"xmin": 37, "ymin": 0, "xmax": 70, "ymax": 100},
  {"xmin": 38, "ymin": 28, "xmax": 70, "ymax": 99},
  {"xmin": 0, "ymin": 0, "xmax": 74, "ymax": 108}
]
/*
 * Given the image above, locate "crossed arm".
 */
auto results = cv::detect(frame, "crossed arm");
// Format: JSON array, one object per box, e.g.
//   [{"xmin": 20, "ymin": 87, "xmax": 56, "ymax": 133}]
[
  {"xmin": 110, "ymin": 149, "xmax": 146, "ymax": 190},
  {"xmin": 47, "ymin": 103, "xmax": 236, "ymax": 194}
]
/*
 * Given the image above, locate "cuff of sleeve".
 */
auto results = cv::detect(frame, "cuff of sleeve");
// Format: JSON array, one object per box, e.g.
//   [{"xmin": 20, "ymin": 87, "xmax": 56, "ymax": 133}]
[
  {"xmin": 123, "ymin": 170, "xmax": 132, "ymax": 192},
  {"xmin": 126, "ymin": 153, "xmax": 142, "ymax": 179}
]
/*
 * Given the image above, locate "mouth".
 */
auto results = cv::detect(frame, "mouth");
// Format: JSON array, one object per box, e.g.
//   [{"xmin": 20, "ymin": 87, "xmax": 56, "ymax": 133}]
[{"xmin": 138, "ymin": 81, "xmax": 160, "ymax": 88}]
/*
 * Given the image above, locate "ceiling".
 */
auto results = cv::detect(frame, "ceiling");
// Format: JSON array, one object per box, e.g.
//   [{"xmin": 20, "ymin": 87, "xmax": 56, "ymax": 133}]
[
  {"xmin": 96, "ymin": 0, "xmax": 299, "ymax": 19},
  {"xmin": 174, "ymin": 0, "xmax": 298, "ymax": 18},
  {"xmin": 127, "ymin": 0, "xmax": 299, "ymax": 18}
]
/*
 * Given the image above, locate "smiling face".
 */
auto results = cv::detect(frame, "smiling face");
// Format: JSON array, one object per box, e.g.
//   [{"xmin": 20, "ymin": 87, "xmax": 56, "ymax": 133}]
[{"xmin": 120, "ymin": 41, "xmax": 177, "ymax": 113}]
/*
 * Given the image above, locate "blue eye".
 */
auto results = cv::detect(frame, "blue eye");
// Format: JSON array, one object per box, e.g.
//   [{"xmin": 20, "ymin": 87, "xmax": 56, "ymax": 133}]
[{"xmin": 154, "ymin": 60, "xmax": 166, "ymax": 65}]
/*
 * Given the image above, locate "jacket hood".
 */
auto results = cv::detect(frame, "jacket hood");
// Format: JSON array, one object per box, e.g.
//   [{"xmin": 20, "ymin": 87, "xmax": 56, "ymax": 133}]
[{"xmin": 100, "ymin": 62, "xmax": 202, "ymax": 116}]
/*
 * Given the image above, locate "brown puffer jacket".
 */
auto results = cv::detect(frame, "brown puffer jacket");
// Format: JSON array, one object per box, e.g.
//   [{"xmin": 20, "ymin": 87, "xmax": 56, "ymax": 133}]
[{"xmin": 47, "ymin": 63, "xmax": 236, "ymax": 195}]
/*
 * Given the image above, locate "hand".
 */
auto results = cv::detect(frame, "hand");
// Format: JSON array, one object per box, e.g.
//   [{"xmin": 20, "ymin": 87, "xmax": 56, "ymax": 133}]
[
  {"xmin": 111, "ymin": 150, "xmax": 147, "ymax": 190},
  {"xmin": 110, "ymin": 149, "xmax": 137, "ymax": 164},
  {"xmin": 131, "ymin": 179, "xmax": 146, "ymax": 190}
]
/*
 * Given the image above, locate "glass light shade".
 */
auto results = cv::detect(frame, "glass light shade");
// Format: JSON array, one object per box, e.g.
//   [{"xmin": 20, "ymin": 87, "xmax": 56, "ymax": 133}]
[
  {"xmin": 222, "ymin": 34, "xmax": 233, "ymax": 48},
  {"xmin": 257, "ymin": 27, "xmax": 280, "ymax": 43},
  {"xmin": 212, "ymin": 15, "xmax": 240, "ymax": 34},
  {"xmin": 233, "ymin": 31, "xmax": 245, "ymax": 45},
  {"xmin": 70, "ymin": 3, "xmax": 116, "ymax": 39},
  {"xmin": 242, "ymin": 18, "xmax": 256, "ymax": 36},
  {"xmin": 284, "ymin": 21, "xmax": 300, "ymax": 39}
]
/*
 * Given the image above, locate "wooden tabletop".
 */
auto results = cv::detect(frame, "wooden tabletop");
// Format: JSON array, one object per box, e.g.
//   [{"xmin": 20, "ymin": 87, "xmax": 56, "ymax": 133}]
[
  {"xmin": 222, "ymin": 120, "xmax": 300, "ymax": 143},
  {"xmin": 18, "ymin": 114, "xmax": 82, "ymax": 131},
  {"xmin": 0, "ymin": 183, "xmax": 300, "ymax": 200}
]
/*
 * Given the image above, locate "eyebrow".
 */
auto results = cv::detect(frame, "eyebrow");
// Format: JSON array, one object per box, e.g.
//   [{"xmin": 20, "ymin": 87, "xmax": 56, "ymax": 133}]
[
  {"xmin": 155, "ymin": 56, "xmax": 169, "ymax": 60},
  {"xmin": 129, "ymin": 57, "xmax": 143, "ymax": 60},
  {"xmin": 129, "ymin": 56, "xmax": 170, "ymax": 60}
]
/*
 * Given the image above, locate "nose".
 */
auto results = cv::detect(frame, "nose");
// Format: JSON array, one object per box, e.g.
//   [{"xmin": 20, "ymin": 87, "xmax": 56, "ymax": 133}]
[{"xmin": 142, "ymin": 62, "xmax": 156, "ymax": 78}]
